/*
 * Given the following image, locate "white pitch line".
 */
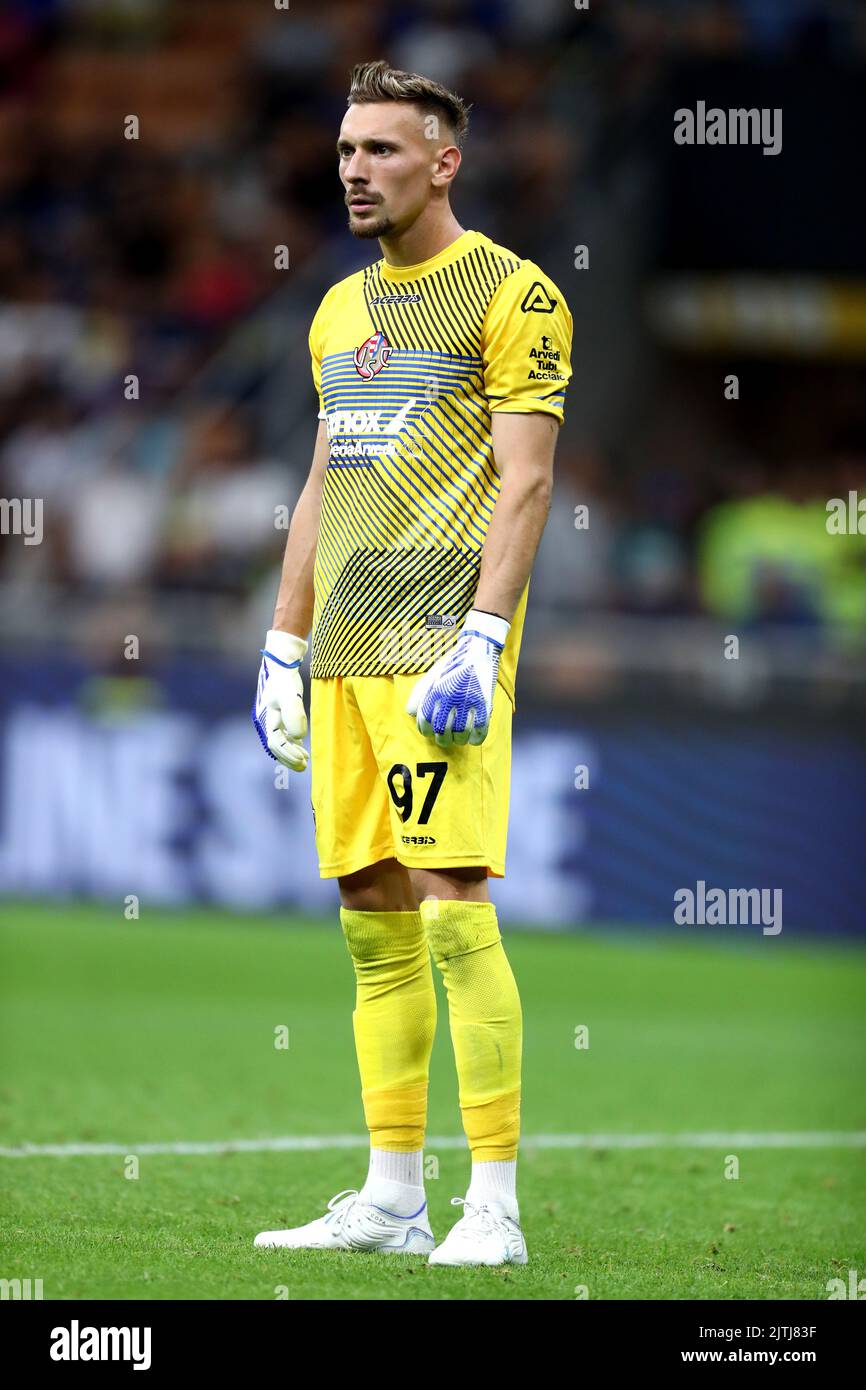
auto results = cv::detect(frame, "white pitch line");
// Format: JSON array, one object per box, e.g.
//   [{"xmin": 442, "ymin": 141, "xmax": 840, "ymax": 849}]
[{"xmin": 0, "ymin": 1132, "xmax": 864, "ymax": 1158}]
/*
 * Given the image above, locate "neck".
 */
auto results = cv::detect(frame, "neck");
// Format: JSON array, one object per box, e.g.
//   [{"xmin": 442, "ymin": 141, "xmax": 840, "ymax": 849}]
[{"xmin": 380, "ymin": 206, "xmax": 466, "ymax": 268}]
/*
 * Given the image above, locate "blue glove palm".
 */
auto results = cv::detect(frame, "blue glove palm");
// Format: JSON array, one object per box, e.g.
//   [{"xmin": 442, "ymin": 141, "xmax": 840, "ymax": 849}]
[{"xmin": 406, "ymin": 609, "xmax": 510, "ymax": 747}]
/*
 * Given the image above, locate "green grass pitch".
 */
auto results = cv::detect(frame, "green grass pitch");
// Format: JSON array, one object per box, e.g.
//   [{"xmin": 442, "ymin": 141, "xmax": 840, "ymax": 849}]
[{"xmin": 1, "ymin": 902, "xmax": 864, "ymax": 1300}]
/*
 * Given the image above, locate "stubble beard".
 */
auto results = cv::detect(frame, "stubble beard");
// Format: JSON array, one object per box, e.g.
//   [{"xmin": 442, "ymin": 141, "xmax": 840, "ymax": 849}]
[{"xmin": 348, "ymin": 212, "xmax": 396, "ymax": 240}]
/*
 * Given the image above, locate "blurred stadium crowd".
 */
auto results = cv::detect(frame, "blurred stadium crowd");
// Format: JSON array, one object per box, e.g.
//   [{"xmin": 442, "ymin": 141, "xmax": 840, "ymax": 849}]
[{"xmin": 1, "ymin": 0, "xmax": 865, "ymax": 665}]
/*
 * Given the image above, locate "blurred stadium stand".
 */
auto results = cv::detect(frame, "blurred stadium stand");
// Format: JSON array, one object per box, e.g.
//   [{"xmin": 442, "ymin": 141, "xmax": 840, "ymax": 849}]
[{"xmin": 1, "ymin": 0, "xmax": 864, "ymax": 931}]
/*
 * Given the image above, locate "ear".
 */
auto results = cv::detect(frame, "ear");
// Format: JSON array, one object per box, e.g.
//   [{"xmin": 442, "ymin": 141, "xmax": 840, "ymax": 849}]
[{"xmin": 431, "ymin": 144, "xmax": 461, "ymax": 189}]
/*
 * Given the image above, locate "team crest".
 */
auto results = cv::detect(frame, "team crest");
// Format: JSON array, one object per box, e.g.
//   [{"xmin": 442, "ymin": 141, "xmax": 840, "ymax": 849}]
[{"xmin": 354, "ymin": 330, "xmax": 392, "ymax": 380}]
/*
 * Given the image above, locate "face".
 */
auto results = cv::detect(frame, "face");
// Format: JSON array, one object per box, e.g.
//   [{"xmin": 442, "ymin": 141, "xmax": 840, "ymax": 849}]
[{"xmin": 337, "ymin": 102, "xmax": 457, "ymax": 240}]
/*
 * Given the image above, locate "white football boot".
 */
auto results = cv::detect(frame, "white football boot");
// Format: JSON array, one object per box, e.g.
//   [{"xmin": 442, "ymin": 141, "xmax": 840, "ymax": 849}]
[
  {"xmin": 254, "ymin": 1188, "xmax": 435, "ymax": 1255},
  {"xmin": 428, "ymin": 1196, "xmax": 528, "ymax": 1267}
]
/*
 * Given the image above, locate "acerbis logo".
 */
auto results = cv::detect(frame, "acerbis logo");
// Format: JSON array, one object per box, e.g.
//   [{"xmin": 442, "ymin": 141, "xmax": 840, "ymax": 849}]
[
  {"xmin": 368, "ymin": 294, "xmax": 422, "ymax": 306},
  {"xmin": 402, "ymin": 835, "xmax": 436, "ymax": 845},
  {"xmin": 520, "ymin": 282, "xmax": 557, "ymax": 313},
  {"xmin": 353, "ymin": 330, "xmax": 392, "ymax": 379}
]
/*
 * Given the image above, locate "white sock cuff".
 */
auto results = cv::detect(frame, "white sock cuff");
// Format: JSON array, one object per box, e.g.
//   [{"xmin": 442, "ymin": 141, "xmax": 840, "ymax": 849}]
[
  {"xmin": 367, "ymin": 1147, "xmax": 424, "ymax": 1188},
  {"xmin": 467, "ymin": 1158, "xmax": 517, "ymax": 1202}
]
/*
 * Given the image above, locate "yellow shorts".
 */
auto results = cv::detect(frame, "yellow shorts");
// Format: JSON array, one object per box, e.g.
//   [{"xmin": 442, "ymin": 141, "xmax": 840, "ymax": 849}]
[{"xmin": 310, "ymin": 673, "xmax": 513, "ymax": 880}]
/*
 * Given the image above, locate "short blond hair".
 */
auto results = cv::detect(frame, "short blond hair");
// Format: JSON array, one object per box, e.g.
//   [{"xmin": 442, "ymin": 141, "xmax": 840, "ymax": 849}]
[{"xmin": 348, "ymin": 59, "xmax": 471, "ymax": 149}]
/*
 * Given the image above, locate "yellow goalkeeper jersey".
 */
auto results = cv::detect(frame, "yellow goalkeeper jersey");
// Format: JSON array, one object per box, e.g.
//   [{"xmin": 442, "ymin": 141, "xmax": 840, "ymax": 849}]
[{"xmin": 308, "ymin": 228, "xmax": 572, "ymax": 704}]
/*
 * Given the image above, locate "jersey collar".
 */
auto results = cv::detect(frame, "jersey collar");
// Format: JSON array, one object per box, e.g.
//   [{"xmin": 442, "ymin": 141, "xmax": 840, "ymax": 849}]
[{"xmin": 379, "ymin": 229, "xmax": 478, "ymax": 282}]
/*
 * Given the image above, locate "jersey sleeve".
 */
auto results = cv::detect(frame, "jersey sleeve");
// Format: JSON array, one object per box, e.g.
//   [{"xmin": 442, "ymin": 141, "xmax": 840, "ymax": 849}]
[
  {"xmin": 309, "ymin": 287, "xmax": 334, "ymax": 422},
  {"xmin": 481, "ymin": 263, "xmax": 573, "ymax": 423}
]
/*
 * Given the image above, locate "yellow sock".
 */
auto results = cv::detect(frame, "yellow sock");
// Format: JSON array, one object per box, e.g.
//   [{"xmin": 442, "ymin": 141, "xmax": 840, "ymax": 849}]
[
  {"xmin": 420, "ymin": 899, "xmax": 522, "ymax": 1162},
  {"xmin": 340, "ymin": 908, "xmax": 437, "ymax": 1153}
]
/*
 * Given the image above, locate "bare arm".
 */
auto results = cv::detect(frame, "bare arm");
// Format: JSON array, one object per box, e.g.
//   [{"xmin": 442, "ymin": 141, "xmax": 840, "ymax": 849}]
[
  {"xmin": 272, "ymin": 421, "xmax": 329, "ymax": 636},
  {"xmin": 473, "ymin": 412, "xmax": 560, "ymax": 621}
]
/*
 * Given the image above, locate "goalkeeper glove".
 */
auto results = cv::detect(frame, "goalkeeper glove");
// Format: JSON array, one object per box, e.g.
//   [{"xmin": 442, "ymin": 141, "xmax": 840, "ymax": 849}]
[
  {"xmin": 406, "ymin": 608, "xmax": 510, "ymax": 748},
  {"xmin": 252, "ymin": 629, "xmax": 309, "ymax": 771}
]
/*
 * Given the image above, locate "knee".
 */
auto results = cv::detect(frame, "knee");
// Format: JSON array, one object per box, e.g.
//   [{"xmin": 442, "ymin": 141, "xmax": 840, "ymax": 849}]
[
  {"xmin": 411, "ymin": 864, "xmax": 489, "ymax": 905},
  {"xmin": 419, "ymin": 895, "xmax": 502, "ymax": 967},
  {"xmin": 338, "ymin": 858, "xmax": 417, "ymax": 913}
]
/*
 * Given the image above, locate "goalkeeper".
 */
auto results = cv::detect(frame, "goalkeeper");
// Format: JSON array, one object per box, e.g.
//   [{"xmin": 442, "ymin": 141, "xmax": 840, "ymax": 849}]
[{"xmin": 252, "ymin": 60, "xmax": 571, "ymax": 1268}]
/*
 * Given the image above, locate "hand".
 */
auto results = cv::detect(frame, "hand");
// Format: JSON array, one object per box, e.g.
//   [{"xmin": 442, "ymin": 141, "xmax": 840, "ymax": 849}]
[
  {"xmin": 406, "ymin": 609, "xmax": 510, "ymax": 747},
  {"xmin": 252, "ymin": 629, "xmax": 309, "ymax": 771}
]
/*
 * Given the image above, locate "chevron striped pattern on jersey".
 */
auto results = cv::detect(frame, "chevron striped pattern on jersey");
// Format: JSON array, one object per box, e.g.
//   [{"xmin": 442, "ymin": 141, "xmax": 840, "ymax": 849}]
[
  {"xmin": 313, "ymin": 542, "xmax": 482, "ymax": 677},
  {"xmin": 309, "ymin": 232, "xmax": 568, "ymax": 681},
  {"xmin": 360, "ymin": 240, "xmax": 520, "ymax": 354},
  {"xmin": 313, "ymin": 343, "xmax": 495, "ymax": 677}
]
